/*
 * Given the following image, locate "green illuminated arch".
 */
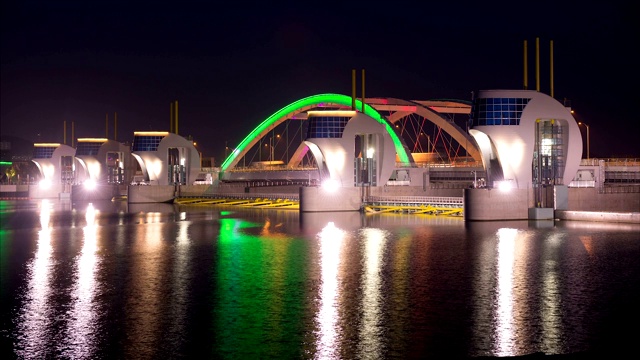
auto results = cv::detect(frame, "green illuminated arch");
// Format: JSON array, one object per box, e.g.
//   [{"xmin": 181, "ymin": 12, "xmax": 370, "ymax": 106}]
[{"xmin": 220, "ymin": 93, "xmax": 411, "ymax": 172}]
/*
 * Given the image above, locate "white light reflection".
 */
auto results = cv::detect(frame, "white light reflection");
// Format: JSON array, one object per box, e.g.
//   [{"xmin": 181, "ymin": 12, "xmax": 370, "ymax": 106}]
[
  {"xmin": 495, "ymin": 228, "xmax": 517, "ymax": 356},
  {"xmin": 315, "ymin": 222, "xmax": 345, "ymax": 359},
  {"xmin": 125, "ymin": 214, "xmax": 164, "ymax": 356},
  {"xmin": 16, "ymin": 199, "xmax": 54, "ymax": 358},
  {"xmin": 167, "ymin": 219, "xmax": 190, "ymax": 353},
  {"xmin": 63, "ymin": 203, "xmax": 100, "ymax": 358},
  {"xmin": 357, "ymin": 228, "xmax": 387, "ymax": 359},
  {"xmin": 541, "ymin": 233, "xmax": 563, "ymax": 353},
  {"xmin": 39, "ymin": 198, "xmax": 51, "ymax": 230}
]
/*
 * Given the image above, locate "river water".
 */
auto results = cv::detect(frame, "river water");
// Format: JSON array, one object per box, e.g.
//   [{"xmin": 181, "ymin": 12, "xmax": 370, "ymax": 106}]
[{"xmin": 1, "ymin": 199, "xmax": 638, "ymax": 359}]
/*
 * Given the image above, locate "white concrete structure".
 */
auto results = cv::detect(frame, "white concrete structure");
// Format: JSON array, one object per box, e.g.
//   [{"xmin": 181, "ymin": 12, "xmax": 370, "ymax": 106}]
[
  {"xmin": 130, "ymin": 131, "xmax": 200, "ymax": 186},
  {"xmin": 128, "ymin": 131, "xmax": 201, "ymax": 203},
  {"xmin": 299, "ymin": 110, "xmax": 398, "ymax": 212},
  {"xmin": 30, "ymin": 143, "xmax": 76, "ymax": 199},
  {"xmin": 464, "ymin": 90, "xmax": 583, "ymax": 220},
  {"xmin": 75, "ymin": 138, "xmax": 134, "ymax": 186},
  {"xmin": 304, "ymin": 110, "xmax": 397, "ymax": 188},
  {"xmin": 468, "ymin": 89, "xmax": 582, "ymax": 190}
]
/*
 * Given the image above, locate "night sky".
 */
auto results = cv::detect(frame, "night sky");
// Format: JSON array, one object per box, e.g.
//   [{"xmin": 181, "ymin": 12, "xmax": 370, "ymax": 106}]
[{"xmin": 2, "ymin": 1, "xmax": 638, "ymax": 162}]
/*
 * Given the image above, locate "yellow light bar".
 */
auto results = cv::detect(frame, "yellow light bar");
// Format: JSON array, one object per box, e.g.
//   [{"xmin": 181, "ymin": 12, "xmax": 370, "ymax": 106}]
[
  {"xmin": 134, "ymin": 131, "xmax": 169, "ymax": 136},
  {"xmin": 307, "ymin": 110, "xmax": 357, "ymax": 117},
  {"xmin": 34, "ymin": 143, "xmax": 61, "ymax": 147},
  {"xmin": 77, "ymin": 138, "xmax": 108, "ymax": 142}
]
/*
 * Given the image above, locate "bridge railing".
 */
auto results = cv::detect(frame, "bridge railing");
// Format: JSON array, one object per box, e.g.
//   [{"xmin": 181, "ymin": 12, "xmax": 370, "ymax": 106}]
[
  {"xmin": 580, "ymin": 158, "xmax": 640, "ymax": 166},
  {"xmin": 195, "ymin": 192, "xmax": 300, "ymax": 201},
  {"xmin": 367, "ymin": 195, "xmax": 463, "ymax": 207}
]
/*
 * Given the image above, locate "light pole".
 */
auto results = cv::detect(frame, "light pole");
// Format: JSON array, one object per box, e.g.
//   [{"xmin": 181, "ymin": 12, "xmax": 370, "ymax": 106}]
[
  {"xmin": 578, "ymin": 122, "xmax": 590, "ymax": 159},
  {"xmin": 269, "ymin": 134, "xmax": 279, "ymax": 163},
  {"xmin": 269, "ymin": 137, "xmax": 274, "ymax": 162}
]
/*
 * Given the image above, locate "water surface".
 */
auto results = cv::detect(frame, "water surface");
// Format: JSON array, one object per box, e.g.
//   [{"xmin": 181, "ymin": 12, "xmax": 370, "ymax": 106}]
[{"xmin": 1, "ymin": 199, "xmax": 638, "ymax": 359}]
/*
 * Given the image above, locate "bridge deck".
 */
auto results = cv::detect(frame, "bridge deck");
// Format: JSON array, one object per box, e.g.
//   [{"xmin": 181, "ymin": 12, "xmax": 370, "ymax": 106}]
[
  {"xmin": 175, "ymin": 193, "xmax": 464, "ymax": 216},
  {"xmin": 175, "ymin": 193, "xmax": 299, "ymax": 209},
  {"xmin": 364, "ymin": 196, "xmax": 464, "ymax": 216}
]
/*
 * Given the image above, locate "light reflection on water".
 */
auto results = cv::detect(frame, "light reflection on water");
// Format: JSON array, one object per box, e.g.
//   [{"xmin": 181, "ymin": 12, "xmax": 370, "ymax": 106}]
[
  {"xmin": 16, "ymin": 199, "xmax": 54, "ymax": 358},
  {"xmin": 165, "ymin": 217, "xmax": 190, "ymax": 354},
  {"xmin": 3, "ymin": 200, "xmax": 639, "ymax": 358},
  {"xmin": 358, "ymin": 228, "xmax": 386, "ymax": 359},
  {"xmin": 541, "ymin": 232, "xmax": 563, "ymax": 354},
  {"xmin": 495, "ymin": 227, "xmax": 516, "ymax": 356},
  {"xmin": 124, "ymin": 211, "xmax": 165, "ymax": 358},
  {"xmin": 316, "ymin": 222, "xmax": 345, "ymax": 359},
  {"xmin": 62, "ymin": 202, "xmax": 100, "ymax": 359}
]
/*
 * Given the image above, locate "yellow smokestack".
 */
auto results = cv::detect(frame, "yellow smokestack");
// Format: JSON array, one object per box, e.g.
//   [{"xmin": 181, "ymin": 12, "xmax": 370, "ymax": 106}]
[
  {"xmin": 174, "ymin": 100, "xmax": 179, "ymax": 135},
  {"xmin": 352, "ymin": 69, "xmax": 356, "ymax": 110},
  {"xmin": 361, "ymin": 69, "xmax": 365, "ymax": 112},
  {"xmin": 523, "ymin": 40, "xmax": 528, "ymax": 90},
  {"xmin": 536, "ymin": 37, "xmax": 540, "ymax": 92},
  {"xmin": 550, "ymin": 40, "xmax": 554, "ymax": 98}
]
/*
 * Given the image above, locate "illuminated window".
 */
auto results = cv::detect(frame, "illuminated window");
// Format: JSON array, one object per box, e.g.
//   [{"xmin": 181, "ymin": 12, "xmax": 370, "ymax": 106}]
[
  {"xmin": 76, "ymin": 142, "xmax": 103, "ymax": 155},
  {"xmin": 470, "ymin": 98, "xmax": 530, "ymax": 126},
  {"xmin": 132, "ymin": 135, "xmax": 165, "ymax": 151},
  {"xmin": 307, "ymin": 116, "xmax": 351, "ymax": 138},
  {"xmin": 33, "ymin": 146, "xmax": 56, "ymax": 159}
]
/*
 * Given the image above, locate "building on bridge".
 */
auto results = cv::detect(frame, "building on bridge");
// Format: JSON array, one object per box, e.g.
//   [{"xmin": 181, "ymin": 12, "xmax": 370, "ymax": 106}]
[
  {"xmin": 468, "ymin": 89, "xmax": 582, "ymax": 192},
  {"xmin": 72, "ymin": 138, "xmax": 136, "ymax": 201},
  {"xmin": 74, "ymin": 138, "xmax": 135, "ymax": 185},
  {"xmin": 293, "ymin": 108, "xmax": 402, "ymax": 211},
  {"xmin": 128, "ymin": 131, "xmax": 201, "ymax": 203},
  {"xmin": 29, "ymin": 142, "xmax": 76, "ymax": 199},
  {"xmin": 464, "ymin": 89, "xmax": 584, "ymax": 220}
]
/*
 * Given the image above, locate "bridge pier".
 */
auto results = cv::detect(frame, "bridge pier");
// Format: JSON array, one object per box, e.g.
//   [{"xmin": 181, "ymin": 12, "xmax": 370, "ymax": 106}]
[
  {"xmin": 299, "ymin": 186, "xmax": 363, "ymax": 212},
  {"xmin": 463, "ymin": 187, "xmax": 534, "ymax": 221}
]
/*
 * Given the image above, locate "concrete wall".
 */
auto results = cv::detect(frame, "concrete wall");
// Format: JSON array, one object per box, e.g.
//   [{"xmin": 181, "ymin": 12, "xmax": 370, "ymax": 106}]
[
  {"xmin": 568, "ymin": 187, "xmax": 640, "ymax": 212},
  {"xmin": 28, "ymin": 183, "xmax": 67, "ymax": 199},
  {"xmin": 556, "ymin": 211, "xmax": 640, "ymax": 223},
  {"xmin": 71, "ymin": 184, "xmax": 121, "ymax": 201},
  {"xmin": 128, "ymin": 185, "xmax": 175, "ymax": 203},
  {"xmin": 300, "ymin": 186, "xmax": 363, "ymax": 212},
  {"xmin": 464, "ymin": 188, "xmax": 533, "ymax": 221},
  {"xmin": 0, "ymin": 185, "xmax": 29, "ymax": 198}
]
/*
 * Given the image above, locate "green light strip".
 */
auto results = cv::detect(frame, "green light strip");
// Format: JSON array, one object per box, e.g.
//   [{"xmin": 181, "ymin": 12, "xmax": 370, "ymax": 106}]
[
  {"xmin": 220, "ymin": 93, "xmax": 410, "ymax": 171},
  {"xmin": 0, "ymin": 161, "xmax": 12, "ymax": 166}
]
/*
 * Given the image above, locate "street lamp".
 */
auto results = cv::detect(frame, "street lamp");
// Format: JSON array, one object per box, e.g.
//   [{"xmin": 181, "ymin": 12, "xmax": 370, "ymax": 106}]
[
  {"xmin": 269, "ymin": 137, "xmax": 274, "ymax": 162},
  {"xmin": 578, "ymin": 122, "xmax": 590, "ymax": 159},
  {"xmin": 269, "ymin": 134, "xmax": 280, "ymax": 163}
]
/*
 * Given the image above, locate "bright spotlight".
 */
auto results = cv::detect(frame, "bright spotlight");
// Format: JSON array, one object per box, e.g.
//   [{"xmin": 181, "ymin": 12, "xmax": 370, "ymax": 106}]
[
  {"xmin": 322, "ymin": 179, "xmax": 340, "ymax": 193},
  {"xmin": 84, "ymin": 179, "xmax": 97, "ymax": 190},
  {"xmin": 39, "ymin": 179, "xmax": 51, "ymax": 189},
  {"xmin": 366, "ymin": 147, "xmax": 375, "ymax": 158},
  {"xmin": 496, "ymin": 180, "xmax": 514, "ymax": 192}
]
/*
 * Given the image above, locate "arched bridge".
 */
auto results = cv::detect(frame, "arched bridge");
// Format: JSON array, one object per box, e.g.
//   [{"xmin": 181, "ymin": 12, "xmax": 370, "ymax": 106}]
[{"xmin": 219, "ymin": 93, "xmax": 480, "ymax": 182}]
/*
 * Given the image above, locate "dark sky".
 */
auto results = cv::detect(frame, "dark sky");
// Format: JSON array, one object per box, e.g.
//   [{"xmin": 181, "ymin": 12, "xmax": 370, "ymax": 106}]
[{"xmin": 2, "ymin": 0, "xmax": 638, "ymax": 161}]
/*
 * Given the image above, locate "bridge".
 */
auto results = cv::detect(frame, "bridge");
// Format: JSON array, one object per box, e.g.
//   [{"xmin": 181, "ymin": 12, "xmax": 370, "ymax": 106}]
[
  {"xmin": 182, "ymin": 92, "xmax": 639, "ymax": 217},
  {"xmin": 217, "ymin": 93, "xmax": 483, "ymax": 185}
]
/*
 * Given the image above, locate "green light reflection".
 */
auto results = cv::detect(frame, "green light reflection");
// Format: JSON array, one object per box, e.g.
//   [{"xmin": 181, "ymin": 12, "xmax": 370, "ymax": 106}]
[{"xmin": 214, "ymin": 217, "xmax": 308, "ymax": 358}]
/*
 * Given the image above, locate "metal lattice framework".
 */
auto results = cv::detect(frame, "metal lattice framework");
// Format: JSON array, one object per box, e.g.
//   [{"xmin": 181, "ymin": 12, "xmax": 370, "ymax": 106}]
[{"xmin": 366, "ymin": 98, "xmax": 480, "ymax": 163}]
